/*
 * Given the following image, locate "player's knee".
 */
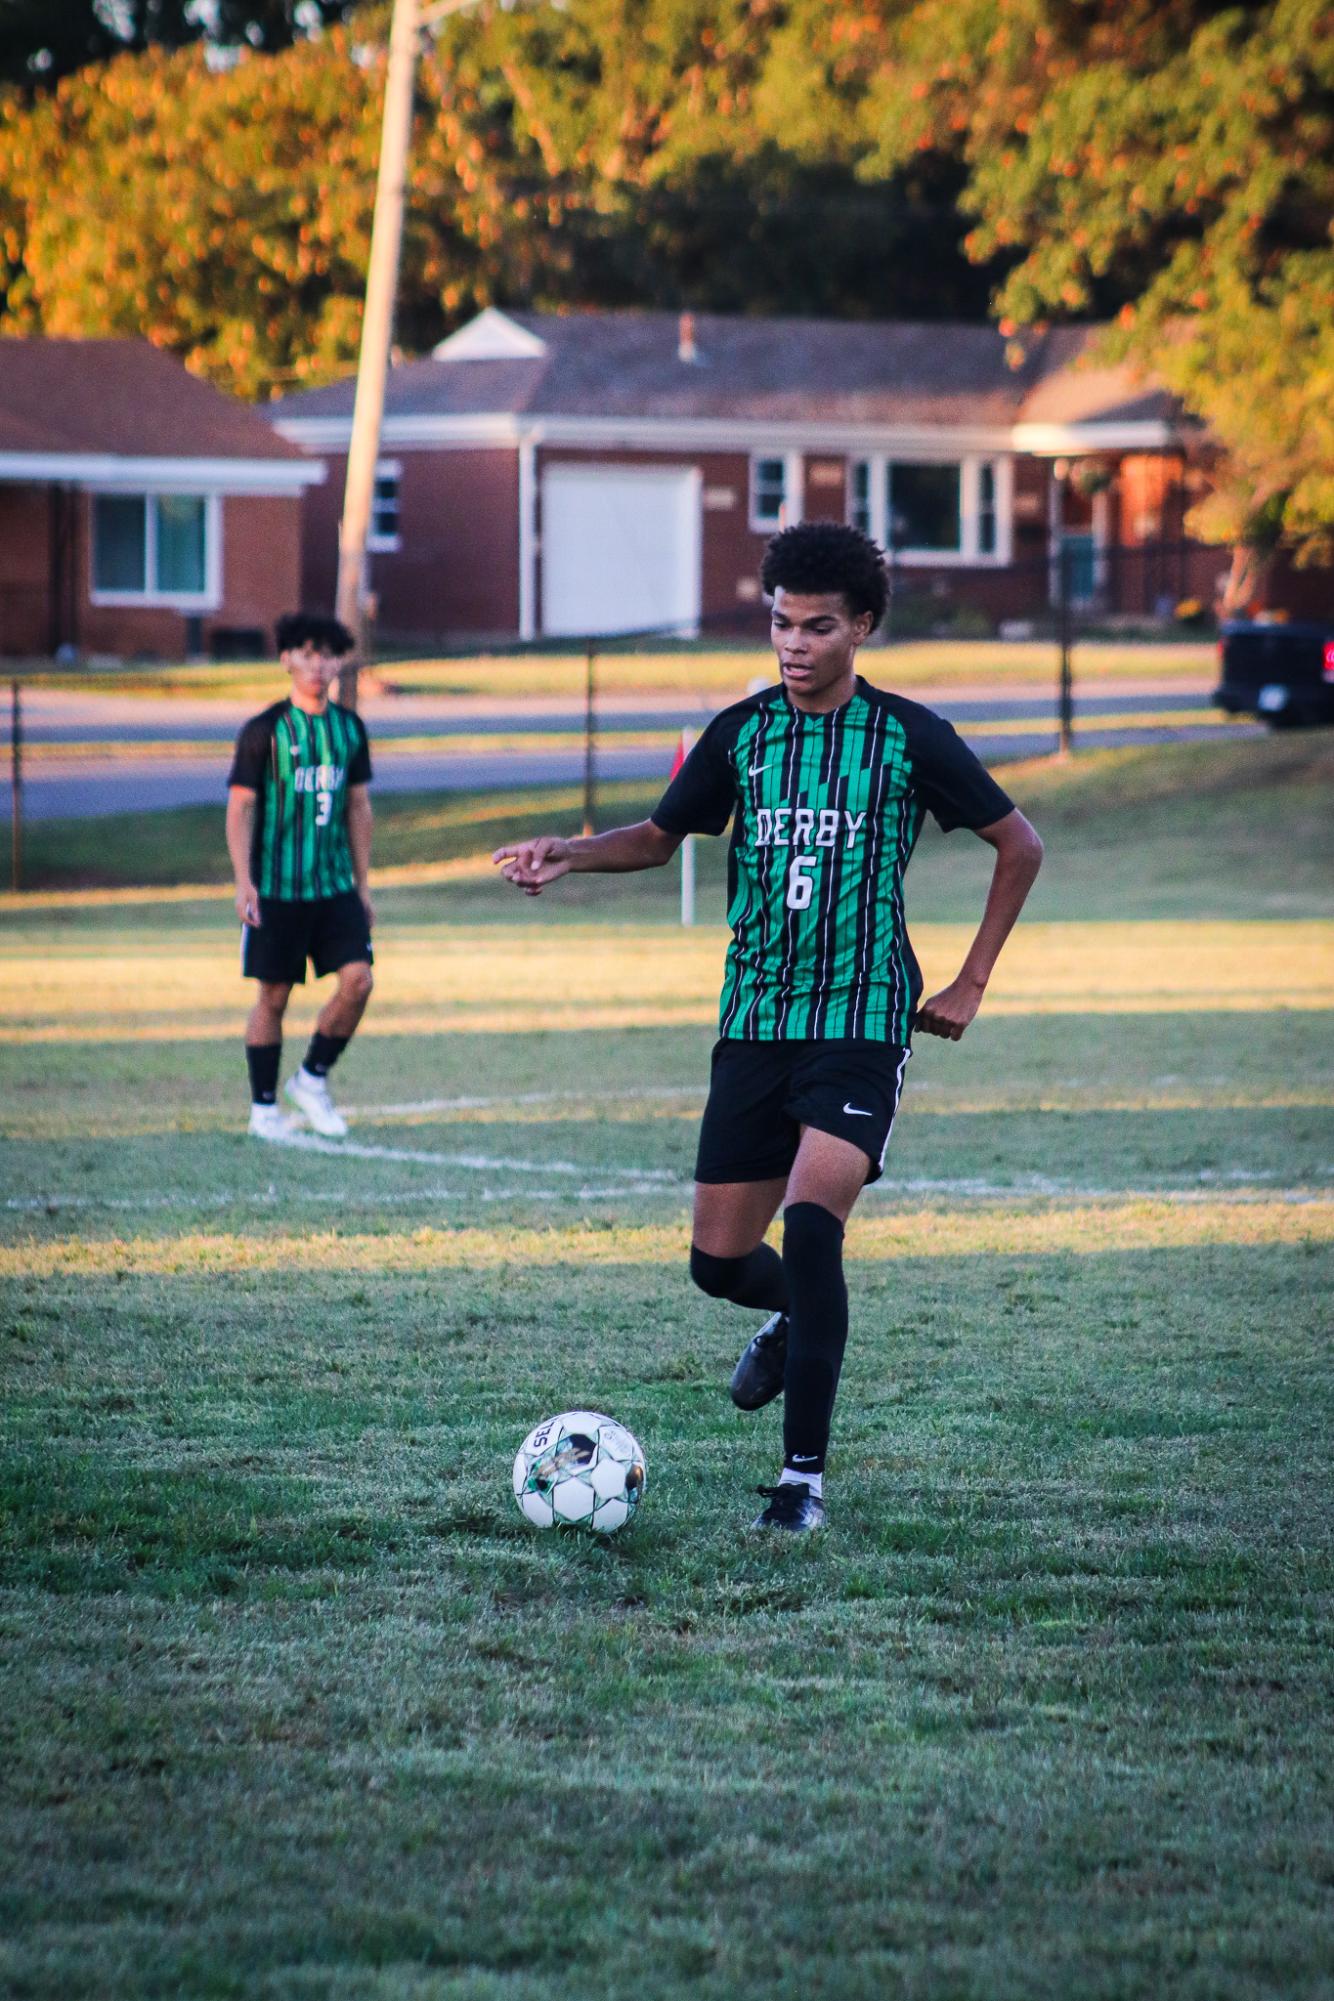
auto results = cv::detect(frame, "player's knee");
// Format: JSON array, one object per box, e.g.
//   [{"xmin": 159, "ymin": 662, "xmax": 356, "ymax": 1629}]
[
  {"xmin": 782, "ymin": 1200, "xmax": 845, "ymax": 1270},
  {"xmin": 343, "ymin": 961, "xmax": 373, "ymax": 1004},
  {"xmin": 258, "ymin": 981, "xmax": 292, "ymax": 1017},
  {"xmin": 689, "ymin": 1244, "xmax": 743, "ymax": 1299}
]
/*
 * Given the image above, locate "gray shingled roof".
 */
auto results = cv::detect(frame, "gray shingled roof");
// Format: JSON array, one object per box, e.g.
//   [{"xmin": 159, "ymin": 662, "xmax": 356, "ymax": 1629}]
[
  {"xmin": 273, "ymin": 311, "xmax": 1181, "ymax": 429},
  {"xmin": 0, "ymin": 340, "xmax": 309, "ymax": 460}
]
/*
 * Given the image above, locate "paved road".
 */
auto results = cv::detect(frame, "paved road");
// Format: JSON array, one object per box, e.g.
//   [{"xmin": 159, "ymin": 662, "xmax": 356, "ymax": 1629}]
[{"xmin": 4, "ymin": 680, "xmax": 1259, "ymax": 822}]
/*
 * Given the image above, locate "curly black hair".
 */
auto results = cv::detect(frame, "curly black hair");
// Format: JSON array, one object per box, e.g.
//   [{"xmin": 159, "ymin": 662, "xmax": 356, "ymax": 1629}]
[
  {"xmin": 275, "ymin": 611, "xmax": 355, "ymax": 658},
  {"xmin": 760, "ymin": 522, "xmax": 889, "ymax": 629}
]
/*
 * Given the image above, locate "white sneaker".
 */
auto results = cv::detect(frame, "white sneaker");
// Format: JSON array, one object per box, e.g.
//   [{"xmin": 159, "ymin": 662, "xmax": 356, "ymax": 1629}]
[
  {"xmin": 248, "ymin": 1102, "xmax": 296, "ymax": 1143},
  {"xmin": 285, "ymin": 1067, "xmax": 348, "ymax": 1138}
]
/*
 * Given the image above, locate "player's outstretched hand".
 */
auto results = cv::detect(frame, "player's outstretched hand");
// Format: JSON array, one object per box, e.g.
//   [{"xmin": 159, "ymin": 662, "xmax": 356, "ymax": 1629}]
[
  {"xmin": 492, "ymin": 835, "xmax": 574, "ymax": 896},
  {"xmin": 914, "ymin": 973, "xmax": 986, "ymax": 1041}
]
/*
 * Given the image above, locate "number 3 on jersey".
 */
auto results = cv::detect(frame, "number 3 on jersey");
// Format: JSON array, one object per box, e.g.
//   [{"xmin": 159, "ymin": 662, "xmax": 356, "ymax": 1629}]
[
  {"xmin": 314, "ymin": 790, "xmax": 333, "ymax": 827},
  {"xmin": 786, "ymin": 853, "xmax": 816, "ymax": 910}
]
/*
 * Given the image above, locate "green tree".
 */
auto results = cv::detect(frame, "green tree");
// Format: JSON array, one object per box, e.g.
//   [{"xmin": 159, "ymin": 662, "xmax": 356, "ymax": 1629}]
[
  {"xmin": 0, "ymin": 0, "xmax": 999, "ymax": 396},
  {"xmin": 0, "ymin": 32, "xmax": 388, "ymax": 396},
  {"xmin": 866, "ymin": 0, "xmax": 1334, "ymax": 569}
]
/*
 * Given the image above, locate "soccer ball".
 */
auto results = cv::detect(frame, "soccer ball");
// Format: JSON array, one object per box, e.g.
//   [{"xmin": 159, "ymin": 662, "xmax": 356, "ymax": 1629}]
[{"xmin": 512, "ymin": 1410, "xmax": 646, "ymax": 1535}]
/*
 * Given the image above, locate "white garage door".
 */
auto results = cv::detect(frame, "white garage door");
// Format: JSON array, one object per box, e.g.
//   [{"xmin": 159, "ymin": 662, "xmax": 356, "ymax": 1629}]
[{"xmin": 541, "ymin": 464, "xmax": 701, "ymax": 639}]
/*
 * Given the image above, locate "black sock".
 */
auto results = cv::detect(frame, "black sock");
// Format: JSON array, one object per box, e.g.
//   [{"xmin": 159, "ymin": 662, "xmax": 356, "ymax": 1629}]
[
  {"xmin": 689, "ymin": 1242, "xmax": 789, "ymax": 1312},
  {"xmin": 303, "ymin": 1032, "xmax": 349, "ymax": 1078},
  {"xmin": 780, "ymin": 1201, "xmax": 848, "ymax": 1478},
  {"xmin": 246, "ymin": 1042, "xmax": 281, "ymax": 1106}
]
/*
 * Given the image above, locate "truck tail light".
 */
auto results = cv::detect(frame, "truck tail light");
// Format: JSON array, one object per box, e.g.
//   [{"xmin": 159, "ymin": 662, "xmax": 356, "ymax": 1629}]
[{"xmin": 1324, "ymin": 641, "xmax": 1334, "ymax": 684}]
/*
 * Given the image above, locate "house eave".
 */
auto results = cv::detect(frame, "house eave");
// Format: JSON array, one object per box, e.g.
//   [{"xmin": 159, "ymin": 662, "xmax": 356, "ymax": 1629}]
[
  {"xmin": 1010, "ymin": 419, "xmax": 1183, "ymax": 455},
  {"xmin": 274, "ymin": 411, "xmax": 1026, "ymax": 456},
  {"xmin": 0, "ymin": 452, "xmax": 325, "ymax": 493}
]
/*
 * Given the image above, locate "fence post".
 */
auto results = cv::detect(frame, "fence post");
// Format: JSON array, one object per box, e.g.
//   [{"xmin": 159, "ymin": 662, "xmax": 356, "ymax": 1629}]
[
  {"xmin": 10, "ymin": 678, "xmax": 21, "ymax": 893},
  {"xmin": 582, "ymin": 646, "xmax": 597, "ymax": 837},
  {"xmin": 1057, "ymin": 545, "xmax": 1074, "ymax": 757}
]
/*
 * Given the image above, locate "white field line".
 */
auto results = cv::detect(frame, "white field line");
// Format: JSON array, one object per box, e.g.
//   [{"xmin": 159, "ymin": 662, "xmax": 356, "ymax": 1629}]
[
  {"xmin": 268, "ymin": 1128, "xmax": 677, "ymax": 1180},
  {"xmin": 4, "ymin": 1184, "xmax": 672, "ymax": 1213},
  {"xmin": 7, "ymin": 1177, "xmax": 1331, "ymax": 1217},
  {"xmin": 355, "ymin": 1087, "xmax": 704, "ymax": 1118}
]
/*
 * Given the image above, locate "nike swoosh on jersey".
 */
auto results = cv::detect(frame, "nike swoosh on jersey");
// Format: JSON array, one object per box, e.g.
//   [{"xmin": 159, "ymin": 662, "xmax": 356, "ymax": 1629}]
[
  {"xmin": 748, "ymin": 762, "xmax": 771, "ymax": 776},
  {"xmin": 843, "ymin": 1103, "xmax": 873, "ymax": 1116}
]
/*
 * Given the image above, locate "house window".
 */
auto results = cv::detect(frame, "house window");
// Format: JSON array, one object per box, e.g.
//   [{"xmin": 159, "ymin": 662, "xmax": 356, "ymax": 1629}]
[
  {"xmin": 750, "ymin": 456, "xmax": 787, "ymax": 530},
  {"xmin": 92, "ymin": 494, "xmax": 214, "ymax": 602},
  {"xmin": 157, "ymin": 495, "xmax": 207, "ymax": 593},
  {"xmin": 848, "ymin": 460, "xmax": 871, "ymax": 538},
  {"xmin": 887, "ymin": 462, "xmax": 961, "ymax": 553},
  {"xmin": 369, "ymin": 462, "xmax": 401, "ymax": 551},
  {"xmin": 92, "ymin": 496, "xmax": 147, "ymax": 592}
]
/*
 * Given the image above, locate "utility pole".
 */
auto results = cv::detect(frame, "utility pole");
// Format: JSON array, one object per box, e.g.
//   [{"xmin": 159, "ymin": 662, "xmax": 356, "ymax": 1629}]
[
  {"xmin": 334, "ymin": 0, "xmax": 421, "ymax": 709},
  {"xmin": 334, "ymin": 0, "xmax": 543, "ymax": 707}
]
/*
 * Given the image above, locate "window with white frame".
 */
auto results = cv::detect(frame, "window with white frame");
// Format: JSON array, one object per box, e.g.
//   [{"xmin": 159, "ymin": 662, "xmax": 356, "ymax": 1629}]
[
  {"xmin": 369, "ymin": 461, "xmax": 401, "ymax": 551},
  {"xmin": 749, "ymin": 455, "xmax": 787, "ymax": 530},
  {"xmin": 888, "ymin": 462, "xmax": 961, "ymax": 553},
  {"xmin": 846, "ymin": 455, "xmax": 1006, "ymax": 562},
  {"xmin": 92, "ymin": 493, "xmax": 214, "ymax": 602}
]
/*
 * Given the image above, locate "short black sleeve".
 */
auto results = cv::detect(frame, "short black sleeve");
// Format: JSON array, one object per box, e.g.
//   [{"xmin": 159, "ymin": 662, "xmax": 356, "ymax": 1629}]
[
  {"xmin": 227, "ymin": 713, "xmax": 274, "ymax": 792},
  {"xmin": 909, "ymin": 710, "xmax": 1016, "ymax": 833},
  {"xmin": 651, "ymin": 716, "xmax": 738, "ymax": 837},
  {"xmin": 347, "ymin": 714, "xmax": 372, "ymax": 786}
]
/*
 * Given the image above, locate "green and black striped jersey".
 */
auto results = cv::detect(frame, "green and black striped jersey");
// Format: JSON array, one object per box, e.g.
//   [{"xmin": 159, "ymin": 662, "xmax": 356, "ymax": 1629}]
[
  {"xmin": 227, "ymin": 699, "xmax": 372, "ymax": 901},
  {"xmin": 652, "ymin": 678, "xmax": 1014, "ymax": 1043}
]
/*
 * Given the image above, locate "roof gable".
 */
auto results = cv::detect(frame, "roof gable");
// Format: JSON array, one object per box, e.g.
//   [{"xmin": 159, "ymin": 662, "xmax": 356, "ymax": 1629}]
[{"xmin": 433, "ymin": 308, "xmax": 549, "ymax": 361}]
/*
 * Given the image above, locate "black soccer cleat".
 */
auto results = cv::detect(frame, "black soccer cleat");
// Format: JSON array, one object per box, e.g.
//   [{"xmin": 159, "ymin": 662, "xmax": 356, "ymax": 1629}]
[
  {"xmin": 751, "ymin": 1482, "xmax": 826, "ymax": 1532},
  {"xmin": 729, "ymin": 1309, "xmax": 789, "ymax": 1410}
]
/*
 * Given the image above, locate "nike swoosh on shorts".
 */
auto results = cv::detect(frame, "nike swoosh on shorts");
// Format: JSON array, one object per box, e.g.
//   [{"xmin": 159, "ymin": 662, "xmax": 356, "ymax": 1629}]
[{"xmin": 843, "ymin": 1103, "xmax": 873, "ymax": 1116}]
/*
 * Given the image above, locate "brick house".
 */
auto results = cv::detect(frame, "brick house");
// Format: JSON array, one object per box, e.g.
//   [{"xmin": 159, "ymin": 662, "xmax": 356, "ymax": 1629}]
[
  {"xmin": 274, "ymin": 307, "xmax": 1223, "ymax": 647},
  {"xmin": 0, "ymin": 340, "xmax": 324, "ymax": 661}
]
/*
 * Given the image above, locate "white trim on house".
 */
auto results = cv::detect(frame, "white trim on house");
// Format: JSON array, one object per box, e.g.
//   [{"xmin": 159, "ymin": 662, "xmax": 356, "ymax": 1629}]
[
  {"xmin": 276, "ymin": 409, "xmax": 1180, "ymax": 461},
  {"xmin": 275, "ymin": 412, "xmax": 1026, "ymax": 457},
  {"xmin": 0, "ymin": 451, "xmax": 323, "ymax": 494},
  {"xmin": 1012, "ymin": 419, "xmax": 1180, "ymax": 455},
  {"xmin": 517, "ymin": 436, "xmax": 538, "ymax": 642},
  {"xmin": 432, "ymin": 308, "xmax": 549, "ymax": 361},
  {"xmin": 89, "ymin": 491, "xmax": 223, "ymax": 611},
  {"xmin": 784, "ymin": 450, "xmax": 805, "ymax": 528}
]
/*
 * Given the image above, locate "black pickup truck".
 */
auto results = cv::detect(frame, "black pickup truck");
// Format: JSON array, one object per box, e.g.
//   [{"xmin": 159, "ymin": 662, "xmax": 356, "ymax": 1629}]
[{"xmin": 1215, "ymin": 619, "xmax": 1334, "ymax": 727}]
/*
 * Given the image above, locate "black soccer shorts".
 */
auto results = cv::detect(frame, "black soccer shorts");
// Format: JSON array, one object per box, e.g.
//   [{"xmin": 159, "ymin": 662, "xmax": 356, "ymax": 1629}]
[
  {"xmin": 240, "ymin": 890, "xmax": 373, "ymax": 986},
  {"xmin": 694, "ymin": 1038, "xmax": 911, "ymax": 1187}
]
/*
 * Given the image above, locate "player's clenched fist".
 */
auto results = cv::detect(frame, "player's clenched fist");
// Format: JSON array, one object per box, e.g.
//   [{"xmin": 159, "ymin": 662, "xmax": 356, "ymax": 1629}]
[{"xmin": 492, "ymin": 835, "xmax": 575, "ymax": 894}]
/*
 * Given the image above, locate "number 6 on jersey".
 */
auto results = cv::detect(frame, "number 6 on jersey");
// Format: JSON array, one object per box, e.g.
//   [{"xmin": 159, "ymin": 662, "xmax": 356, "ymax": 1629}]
[{"xmin": 786, "ymin": 852, "xmax": 816, "ymax": 910}]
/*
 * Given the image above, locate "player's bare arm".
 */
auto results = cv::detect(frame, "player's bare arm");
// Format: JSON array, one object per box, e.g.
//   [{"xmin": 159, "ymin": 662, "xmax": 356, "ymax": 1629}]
[
  {"xmin": 915, "ymin": 807, "xmax": 1044, "ymax": 1041},
  {"xmin": 347, "ymin": 783, "xmax": 375, "ymax": 929},
  {"xmin": 226, "ymin": 785, "xmax": 260, "ymax": 926},
  {"xmin": 493, "ymin": 819, "xmax": 682, "ymax": 894}
]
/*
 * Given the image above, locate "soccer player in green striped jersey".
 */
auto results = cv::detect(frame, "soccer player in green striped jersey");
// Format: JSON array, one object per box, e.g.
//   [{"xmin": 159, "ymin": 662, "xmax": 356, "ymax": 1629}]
[
  {"xmin": 495, "ymin": 525, "xmax": 1043, "ymax": 1532},
  {"xmin": 226, "ymin": 613, "xmax": 374, "ymax": 1143}
]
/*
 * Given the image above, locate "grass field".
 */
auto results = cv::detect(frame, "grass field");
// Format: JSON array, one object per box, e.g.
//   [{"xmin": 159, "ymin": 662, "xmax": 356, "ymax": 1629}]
[{"xmin": 2, "ymin": 739, "xmax": 1331, "ymax": 1999}]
